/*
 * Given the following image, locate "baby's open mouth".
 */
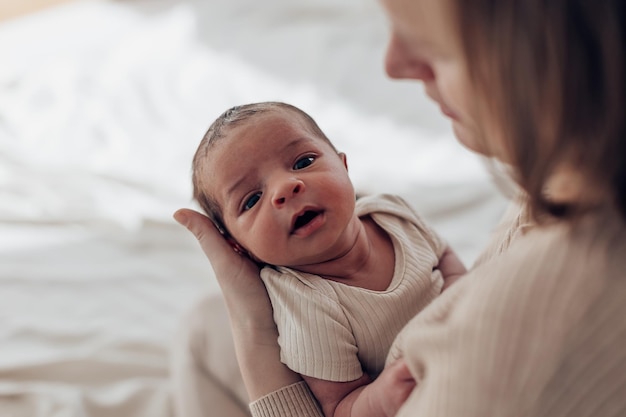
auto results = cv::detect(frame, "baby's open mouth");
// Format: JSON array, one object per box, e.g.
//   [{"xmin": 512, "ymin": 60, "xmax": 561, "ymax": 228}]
[{"xmin": 292, "ymin": 210, "xmax": 321, "ymax": 231}]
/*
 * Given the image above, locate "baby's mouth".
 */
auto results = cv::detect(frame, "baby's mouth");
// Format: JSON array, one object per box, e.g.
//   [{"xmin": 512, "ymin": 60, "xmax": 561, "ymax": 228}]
[{"xmin": 292, "ymin": 210, "xmax": 322, "ymax": 232}]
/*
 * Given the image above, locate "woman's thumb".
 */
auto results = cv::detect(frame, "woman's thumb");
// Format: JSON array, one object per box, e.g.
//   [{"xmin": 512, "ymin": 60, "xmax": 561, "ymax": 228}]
[{"xmin": 174, "ymin": 208, "xmax": 221, "ymax": 249}]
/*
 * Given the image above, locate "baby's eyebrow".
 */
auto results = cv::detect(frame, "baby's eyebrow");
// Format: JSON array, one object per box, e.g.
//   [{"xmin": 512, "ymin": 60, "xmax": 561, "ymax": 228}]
[
  {"xmin": 223, "ymin": 168, "xmax": 262, "ymax": 211},
  {"xmin": 225, "ymin": 175, "xmax": 249, "ymax": 198},
  {"xmin": 278, "ymin": 136, "xmax": 311, "ymax": 154}
]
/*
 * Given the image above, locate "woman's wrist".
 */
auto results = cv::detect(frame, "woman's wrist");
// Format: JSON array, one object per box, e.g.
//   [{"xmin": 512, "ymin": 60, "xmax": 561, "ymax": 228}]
[
  {"xmin": 231, "ymin": 320, "xmax": 302, "ymax": 401},
  {"xmin": 250, "ymin": 381, "xmax": 323, "ymax": 417}
]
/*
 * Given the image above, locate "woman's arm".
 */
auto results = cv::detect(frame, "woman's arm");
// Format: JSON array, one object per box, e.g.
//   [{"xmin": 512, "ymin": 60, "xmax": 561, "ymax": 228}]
[{"xmin": 174, "ymin": 209, "xmax": 304, "ymax": 401}]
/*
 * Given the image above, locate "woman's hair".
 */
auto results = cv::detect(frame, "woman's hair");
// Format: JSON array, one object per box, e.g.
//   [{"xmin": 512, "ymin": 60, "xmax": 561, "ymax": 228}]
[
  {"xmin": 192, "ymin": 101, "xmax": 335, "ymax": 234},
  {"xmin": 454, "ymin": 0, "xmax": 626, "ymax": 220}
]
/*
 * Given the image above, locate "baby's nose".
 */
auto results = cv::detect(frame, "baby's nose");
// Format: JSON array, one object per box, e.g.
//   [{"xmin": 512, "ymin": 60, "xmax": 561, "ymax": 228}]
[{"xmin": 272, "ymin": 179, "xmax": 304, "ymax": 207}]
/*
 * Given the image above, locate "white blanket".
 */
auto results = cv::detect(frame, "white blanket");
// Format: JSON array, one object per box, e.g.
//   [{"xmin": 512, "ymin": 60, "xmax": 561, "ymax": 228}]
[{"xmin": 0, "ymin": 0, "xmax": 508, "ymax": 415}]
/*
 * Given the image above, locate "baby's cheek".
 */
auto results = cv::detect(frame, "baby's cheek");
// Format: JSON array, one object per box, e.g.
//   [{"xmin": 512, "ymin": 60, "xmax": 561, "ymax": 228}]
[{"xmin": 250, "ymin": 234, "xmax": 280, "ymax": 264}]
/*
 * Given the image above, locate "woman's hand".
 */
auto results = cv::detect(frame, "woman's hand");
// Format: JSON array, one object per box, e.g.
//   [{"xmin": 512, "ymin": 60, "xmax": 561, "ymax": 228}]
[
  {"xmin": 173, "ymin": 208, "xmax": 266, "ymax": 321},
  {"xmin": 174, "ymin": 208, "xmax": 302, "ymax": 400},
  {"xmin": 361, "ymin": 359, "xmax": 416, "ymax": 417}
]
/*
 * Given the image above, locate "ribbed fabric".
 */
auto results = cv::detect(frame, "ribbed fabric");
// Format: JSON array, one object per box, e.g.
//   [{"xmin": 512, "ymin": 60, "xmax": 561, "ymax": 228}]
[
  {"xmin": 249, "ymin": 201, "xmax": 626, "ymax": 417},
  {"xmin": 249, "ymin": 381, "xmax": 322, "ymax": 417},
  {"xmin": 260, "ymin": 194, "xmax": 446, "ymax": 382},
  {"xmin": 471, "ymin": 193, "xmax": 532, "ymax": 266},
  {"xmin": 394, "ymin": 204, "xmax": 626, "ymax": 417}
]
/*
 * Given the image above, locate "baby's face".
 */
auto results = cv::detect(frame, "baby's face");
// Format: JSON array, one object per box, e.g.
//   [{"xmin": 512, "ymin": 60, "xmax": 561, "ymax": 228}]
[{"xmin": 203, "ymin": 111, "xmax": 357, "ymax": 267}]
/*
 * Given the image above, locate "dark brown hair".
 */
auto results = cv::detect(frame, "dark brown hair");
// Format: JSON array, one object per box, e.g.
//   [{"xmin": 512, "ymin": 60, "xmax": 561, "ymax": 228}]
[
  {"xmin": 455, "ymin": 0, "xmax": 626, "ymax": 220},
  {"xmin": 192, "ymin": 101, "xmax": 336, "ymax": 233}
]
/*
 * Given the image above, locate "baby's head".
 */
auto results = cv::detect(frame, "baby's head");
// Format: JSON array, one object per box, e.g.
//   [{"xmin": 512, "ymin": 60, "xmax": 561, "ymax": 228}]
[{"xmin": 192, "ymin": 102, "xmax": 356, "ymax": 266}]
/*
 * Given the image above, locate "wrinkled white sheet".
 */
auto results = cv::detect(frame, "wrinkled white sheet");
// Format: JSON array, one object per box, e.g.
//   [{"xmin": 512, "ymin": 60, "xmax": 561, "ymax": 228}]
[{"xmin": 0, "ymin": 0, "xmax": 508, "ymax": 416}]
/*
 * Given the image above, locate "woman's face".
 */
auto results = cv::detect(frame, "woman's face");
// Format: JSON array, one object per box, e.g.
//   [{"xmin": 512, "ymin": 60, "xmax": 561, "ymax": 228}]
[{"xmin": 380, "ymin": 0, "xmax": 486, "ymax": 155}]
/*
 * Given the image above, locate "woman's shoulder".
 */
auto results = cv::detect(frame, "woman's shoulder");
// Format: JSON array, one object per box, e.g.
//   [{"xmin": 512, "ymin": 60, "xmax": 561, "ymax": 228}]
[
  {"xmin": 465, "ymin": 208, "xmax": 626, "ymax": 415},
  {"xmin": 395, "ymin": 209, "xmax": 626, "ymax": 416},
  {"xmin": 473, "ymin": 207, "xmax": 624, "ymax": 301},
  {"xmin": 451, "ymin": 207, "xmax": 626, "ymax": 363}
]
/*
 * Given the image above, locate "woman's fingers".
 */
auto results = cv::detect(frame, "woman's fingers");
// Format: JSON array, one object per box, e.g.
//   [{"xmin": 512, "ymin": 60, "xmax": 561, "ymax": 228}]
[
  {"xmin": 174, "ymin": 208, "xmax": 243, "ymax": 276},
  {"xmin": 174, "ymin": 208, "xmax": 231, "ymax": 262},
  {"xmin": 173, "ymin": 208, "xmax": 263, "ymax": 294}
]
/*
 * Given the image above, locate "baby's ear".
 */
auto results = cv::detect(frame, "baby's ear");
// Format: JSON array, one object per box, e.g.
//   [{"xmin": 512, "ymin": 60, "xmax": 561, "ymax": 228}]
[
  {"xmin": 338, "ymin": 152, "xmax": 348, "ymax": 170},
  {"xmin": 226, "ymin": 237, "xmax": 247, "ymax": 256},
  {"xmin": 226, "ymin": 238, "xmax": 265, "ymax": 265}
]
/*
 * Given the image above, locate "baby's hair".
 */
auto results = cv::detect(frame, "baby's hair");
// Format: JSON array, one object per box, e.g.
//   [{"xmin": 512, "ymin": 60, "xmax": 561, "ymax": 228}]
[{"xmin": 192, "ymin": 101, "xmax": 337, "ymax": 234}]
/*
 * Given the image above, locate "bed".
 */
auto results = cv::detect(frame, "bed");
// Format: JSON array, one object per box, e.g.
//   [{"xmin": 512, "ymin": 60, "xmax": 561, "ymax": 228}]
[{"xmin": 0, "ymin": 0, "xmax": 508, "ymax": 416}]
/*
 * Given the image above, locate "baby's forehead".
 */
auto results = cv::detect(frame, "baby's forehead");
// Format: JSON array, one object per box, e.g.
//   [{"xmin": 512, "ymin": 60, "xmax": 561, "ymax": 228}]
[
  {"xmin": 236, "ymin": 108, "xmax": 308, "ymax": 131},
  {"xmin": 221, "ymin": 111, "xmax": 321, "ymax": 147}
]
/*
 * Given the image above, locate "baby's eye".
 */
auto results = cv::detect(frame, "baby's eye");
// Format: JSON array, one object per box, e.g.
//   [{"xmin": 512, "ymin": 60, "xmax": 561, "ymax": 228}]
[
  {"xmin": 293, "ymin": 156, "xmax": 315, "ymax": 170},
  {"xmin": 243, "ymin": 193, "xmax": 261, "ymax": 211}
]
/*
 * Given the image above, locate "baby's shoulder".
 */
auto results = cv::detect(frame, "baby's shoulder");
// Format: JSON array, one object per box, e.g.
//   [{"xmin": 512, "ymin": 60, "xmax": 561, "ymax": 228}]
[{"xmin": 261, "ymin": 266, "xmax": 342, "ymax": 299}]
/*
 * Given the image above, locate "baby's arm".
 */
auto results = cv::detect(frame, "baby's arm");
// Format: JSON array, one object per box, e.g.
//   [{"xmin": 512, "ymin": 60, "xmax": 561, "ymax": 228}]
[
  {"xmin": 303, "ymin": 359, "xmax": 415, "ymax": 417},
  {"xmin": 438, "ymin": 245, "xmax": 467, "ymax": 291}
]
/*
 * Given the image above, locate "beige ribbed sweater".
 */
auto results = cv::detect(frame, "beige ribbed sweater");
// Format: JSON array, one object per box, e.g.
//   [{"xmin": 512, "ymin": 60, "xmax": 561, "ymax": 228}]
[
  {"xmin": 250, "ymin": 199, "xmax": 626, "ymax": 417},
  {"xmin": 260, "ymin": 194, "xmax": 446, "ymax": 382}
]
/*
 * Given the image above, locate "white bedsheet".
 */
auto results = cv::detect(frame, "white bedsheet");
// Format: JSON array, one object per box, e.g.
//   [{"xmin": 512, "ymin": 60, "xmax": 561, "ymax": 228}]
[{"xmin": 0, "ymin": 0, "xmax": 508, "ymax": 416}]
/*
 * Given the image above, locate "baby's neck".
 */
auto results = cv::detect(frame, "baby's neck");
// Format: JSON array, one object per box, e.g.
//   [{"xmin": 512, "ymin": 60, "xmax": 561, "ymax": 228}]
[{"xmin": 297, "ymin": 216, "xmax": 396, "ymax": 291}]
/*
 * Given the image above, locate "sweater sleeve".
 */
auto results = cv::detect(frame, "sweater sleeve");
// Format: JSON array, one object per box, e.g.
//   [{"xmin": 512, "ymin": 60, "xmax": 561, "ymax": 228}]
[{"xmin": 249, "ymin": 381, "xmax": 323, "ymax": 417}]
